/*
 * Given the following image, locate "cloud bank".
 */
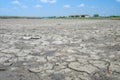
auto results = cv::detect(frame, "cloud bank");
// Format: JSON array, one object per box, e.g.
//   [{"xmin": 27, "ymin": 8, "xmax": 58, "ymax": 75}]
[{"xmin": 40, "ymin": 0, "xmax": 56, "ymax": 3}]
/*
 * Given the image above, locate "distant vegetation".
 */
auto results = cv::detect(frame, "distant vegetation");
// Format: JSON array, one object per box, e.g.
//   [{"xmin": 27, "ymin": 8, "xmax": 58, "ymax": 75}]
[
  {"xmin": 93, "ymin": 14, "xmax": 99, "ymax": 17},
  {"xmin": 0, "ymin": 16, "xmax": 42, "ymax": 19},
  {"xmin": 0, "ymin": 15, "xmax": 120, "ymax": 20},
  {"xmin": 109, "ymin": 15, "xmax": 120, "ymax": 20}
]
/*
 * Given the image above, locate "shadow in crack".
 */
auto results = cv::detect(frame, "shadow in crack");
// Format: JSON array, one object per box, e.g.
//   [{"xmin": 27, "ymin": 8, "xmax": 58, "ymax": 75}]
[
  {"xmin": 90, "ymin": 70, "xmax": 119, "ymax": 80},
  {"xmin": 99, "ymin": 44, "xmax": 120, "ymax": 51}
]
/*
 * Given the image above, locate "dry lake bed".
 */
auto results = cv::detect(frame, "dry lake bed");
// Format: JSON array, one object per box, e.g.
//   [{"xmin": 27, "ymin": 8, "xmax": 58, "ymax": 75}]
[{"xmin": 0, "ymin": 19, "xmax": 120, "ymax": 80}]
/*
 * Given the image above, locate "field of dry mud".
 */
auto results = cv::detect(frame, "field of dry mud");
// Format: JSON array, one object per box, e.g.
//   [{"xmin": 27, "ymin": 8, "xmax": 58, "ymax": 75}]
[{"xmin": 0, "ymin": 19, "xmax": 120, "ymax": 80}]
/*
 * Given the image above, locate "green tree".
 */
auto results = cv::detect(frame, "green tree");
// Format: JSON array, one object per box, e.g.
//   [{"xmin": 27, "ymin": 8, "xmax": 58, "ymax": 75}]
[
  {"xmin": 81, "ymin": 15, "xmax": 85, "ymax": 18},
  {"xmin": 93, "ymin": 14, "xmax": 99, "ymax": 17}
]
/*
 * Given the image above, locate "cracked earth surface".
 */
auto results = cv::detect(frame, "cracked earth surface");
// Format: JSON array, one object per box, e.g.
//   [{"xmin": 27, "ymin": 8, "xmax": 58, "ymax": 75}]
[{"xmin": 0, "ymin": 19, "xmax": 120, "ymax": 80}]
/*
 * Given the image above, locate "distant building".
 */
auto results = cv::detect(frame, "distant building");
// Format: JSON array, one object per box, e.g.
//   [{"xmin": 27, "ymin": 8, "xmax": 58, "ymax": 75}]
[
  {"xmin": 69, "ymin": 14, "xmax": 90, "ymax": 18},
  {"xmin": 81, "ymin": 14, "xmax": 90, "ymax": 18}
]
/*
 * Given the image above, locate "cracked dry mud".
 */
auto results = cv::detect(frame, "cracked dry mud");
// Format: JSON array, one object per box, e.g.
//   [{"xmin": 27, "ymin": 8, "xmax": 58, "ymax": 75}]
[{"xmin": 0, "ymin": 19, "xmax": 120, "ymax": 80}]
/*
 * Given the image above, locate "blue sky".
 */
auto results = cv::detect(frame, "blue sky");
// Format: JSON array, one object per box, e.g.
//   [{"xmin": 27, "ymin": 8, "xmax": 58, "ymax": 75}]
[{"xmin": 0, "ymin": 0, "xmax": 120, "ymax": 17}]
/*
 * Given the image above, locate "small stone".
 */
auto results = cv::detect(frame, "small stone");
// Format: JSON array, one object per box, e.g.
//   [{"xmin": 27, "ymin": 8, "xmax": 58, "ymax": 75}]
[
  {"xmin": 67, "ymin": 49, "xmax": 76, "ymax": 53},
  {"xmin": 22, "ymin": 36, "xmax": 31, "ymax": 40},
  {"xmin": 46, "ymin": 70, "xmax": 54, "ymax": 73},
  {"xmin": 65, "ymin": 56, "xmax": 76, "ymax": 62},
  {"xmin": 52, "ymin": 41, "xmax": 63, "ymax": 44},
  {"xmin": 110, "ymin": 62, "xmax": 120, "ymax": 72},
  {"xmin": 36, "ymin": 56, "xmax": 47, "ymax": 63},
  {"xmin": 10, "ymin": 67, "xmax": 18, "ymax": 71},
  {"xmin": 90, "ymin": 54, "xmax": 101, "ymax": 59},
  {"xmin": 109, "ymin": 55, "xmax": 115, "ymax": 58},
  {"xmin": 43, "ymin": 63, "xmax": 53, "ymax": 70},
  {"xmin": 77, "ymin": 58, "xmax": 88, "ymax": 63},
  {"xmin": 47, "ymin": 56, "xmax": 57, "ymax": 62},
  {"xmin": 28, "ymin": 67, "xmax": 42, "ymax": 73},
  {"xmin": 24, "ymin": 55, "xmax": 34, "ymax": 61},
  {"xmin": 54, "ymin": 63, "xmax": 66, "ymax": 70},
  {"xmin": 55, "ymin": 53, "xmax": 63, "ymax": 57},
  {"xmin": 28, "ymin": 63, "xmax": 53, "ymax": 73},
  {"xmin": 59, "ymin": 68, "xmax": 71, "ymax": 73},
  {"xmin": 41, "ymin": 41, "xmax": 50, "ymax": 46},
  {"xmin": 1, "ymin": 48, "xmax": 20, "ymax": 54},
  {"xmin": 16, "ymin": 50, "xmax": 30, "ymax": 57},
  {"xmin": 68, "ymin": 62, "xmax": 98, "ymax": 74},
  {"xmin": 89, "ymin": 60, "xmax": 107, "ymax": 69},
  {"xmin": 3, "ymin": 61, "xmax": 13, "ymax": 66}
]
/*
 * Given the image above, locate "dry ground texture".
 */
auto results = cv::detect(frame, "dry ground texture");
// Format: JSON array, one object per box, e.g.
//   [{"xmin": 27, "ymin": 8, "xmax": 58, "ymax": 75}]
[{"xmin": 0, "ymin": 19, "xmax": 120, "ymax": 80}]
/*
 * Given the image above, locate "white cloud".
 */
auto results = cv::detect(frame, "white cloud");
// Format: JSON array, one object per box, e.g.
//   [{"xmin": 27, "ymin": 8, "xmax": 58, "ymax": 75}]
[
  {"xmin": 12, "ymin": 0, "xmax": 20, "ymax": 5},
  {"xmin": 79, "ymin": 3, "xmax": 85, "ymax": 7},
  {"xmin": 40, "ymin": 0, "xmax": 56, "ymax": 3},
  {"xmin": 63, "ymin": 5, "xmax": 71, "ymax": 8},
  {"xmin": 12, "ymin": 0, "xmax": 27, "ymax": 8},
  {"xmin": 116, "ymin": 0, "xmax": 120, "ymax": 2},
  {"xmin": 35, "ymin": 4, "xmax": 42, "ymax": 8}
]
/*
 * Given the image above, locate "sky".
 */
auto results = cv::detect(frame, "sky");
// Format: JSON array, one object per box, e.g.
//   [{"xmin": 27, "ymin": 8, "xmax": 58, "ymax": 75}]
[{"xmin": 0, "ymin": 0, "xmax": 120, "ymax": 17}]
